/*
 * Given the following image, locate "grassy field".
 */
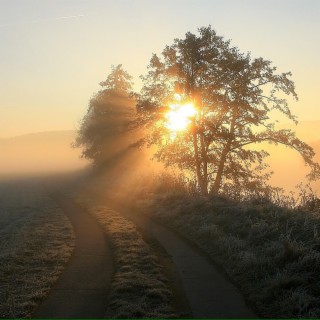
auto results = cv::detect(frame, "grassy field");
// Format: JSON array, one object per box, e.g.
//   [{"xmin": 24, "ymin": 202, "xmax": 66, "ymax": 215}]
[
  {"xmin": 0, "ymin": 179, "xmax": 75, "ymax": 318},
  {"xmin": 75, "ymin": 195, "xmax": 175, "ymax": 318},
  {"xmin": 131, "ymin": 177, "xmax": 320, "ymax": 318},
  {"xmin": 61, "ymin": 165, "xmax": 320, "ymax": 318}
]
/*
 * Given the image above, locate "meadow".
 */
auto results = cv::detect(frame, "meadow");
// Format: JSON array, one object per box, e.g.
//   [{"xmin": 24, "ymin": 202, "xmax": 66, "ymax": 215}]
[
  {"xmin": 0, "ymin": 178, "xmax": 74, "ymax": 318},
  {"xmin": 75, "ymin": 195, "xmax": 176, "ymax": 318},
  {"xmin": 129, "ymin": 173, "xmax": 320, "ymax": 318},
  {"xmin": 2, "ymin": 164, "xmax": 320, "ymax": 318}
]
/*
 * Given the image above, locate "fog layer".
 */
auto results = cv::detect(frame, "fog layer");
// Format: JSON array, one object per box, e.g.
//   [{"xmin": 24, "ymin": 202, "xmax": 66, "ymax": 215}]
[{"xmin": 0, "ymin": 131, "xmax": 88, "ymax": 178}]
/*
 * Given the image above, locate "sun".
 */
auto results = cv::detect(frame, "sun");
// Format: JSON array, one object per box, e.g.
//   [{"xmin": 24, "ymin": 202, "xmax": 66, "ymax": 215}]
[{"xmin": 165, "ymin": 100, "xmax": 197, "ymax": 132}]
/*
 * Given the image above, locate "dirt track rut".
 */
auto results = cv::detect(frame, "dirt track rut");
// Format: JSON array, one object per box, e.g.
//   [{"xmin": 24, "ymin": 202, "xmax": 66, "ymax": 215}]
[
  {"xmin": 34, "ymin": 194, "xmax": 113, "ymax": 318},
  {"xmin": 117, "ymin": 209, "xmax": 257, "ymax": 318}
]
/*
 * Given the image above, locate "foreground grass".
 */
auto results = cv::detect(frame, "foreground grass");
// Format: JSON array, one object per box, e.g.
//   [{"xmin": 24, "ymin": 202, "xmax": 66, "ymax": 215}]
[
  {"xmin": 0, "ymin": 180, "xmax": 74, "ymax": 318},
  {"xmin": 134, "ymin": 189, "xmax": 320, "ymax": 318},
  {"xmin": 76, "ymin": 197, "xmax": 175, "ymax": 318},
  {"xmin": 68, "ymin": 166, "xmax": 320, "ymax": 318}
]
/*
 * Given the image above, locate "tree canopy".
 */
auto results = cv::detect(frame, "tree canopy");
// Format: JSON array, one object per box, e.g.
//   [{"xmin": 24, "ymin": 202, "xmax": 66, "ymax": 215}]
[
  {"xmin": 74, "ymin": 64, "xmax": 136, "ymax": 166},
  {"xmin": 137, "ymin": 26, "xmax": 320, "ymax": 195}
]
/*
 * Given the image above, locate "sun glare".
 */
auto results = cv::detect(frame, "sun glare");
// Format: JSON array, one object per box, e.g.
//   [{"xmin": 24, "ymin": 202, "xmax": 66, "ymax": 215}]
[{"xmin": 165, "ymin": 101, "xmax": 197, "ymax": 133}]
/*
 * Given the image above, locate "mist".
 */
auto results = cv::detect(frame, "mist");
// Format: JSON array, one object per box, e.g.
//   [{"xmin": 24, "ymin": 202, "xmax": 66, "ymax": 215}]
[
  {"xmin": 1, "ymin": 125, "xmax": 319, "ymax": 195},
  {"xmin": 0, "ymin": 130, "xmax": 88, "ymax": 179},
  {"xmin": 264, "ymin": 121, "xmax": 320, "ymax": 193}
]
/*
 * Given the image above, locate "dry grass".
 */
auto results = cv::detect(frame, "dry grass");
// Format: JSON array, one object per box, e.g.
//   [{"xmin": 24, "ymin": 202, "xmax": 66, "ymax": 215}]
[
  {"xmin": 125, "ymin": 174, "xmax": 320, "ymax": 318},
  {"xmin": 67, "ymin": 167, "xmax": 320, "ymax": 317},
  {"xmin": 76, "ymin": 197, "xmax": 175, "ymax": 318},
  {"xmin": 65, "ymin": 166, "xmax": 320, "ymax": 317},
  {"xmin": 0, "ymin": 180, "xmax": 75, "ymax": 318}
]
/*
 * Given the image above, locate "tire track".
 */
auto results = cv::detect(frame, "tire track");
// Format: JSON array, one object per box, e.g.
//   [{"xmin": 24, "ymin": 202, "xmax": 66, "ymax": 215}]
[{"xmin": 34, "ymin": 194, "xmax": 114, "ymax": 318}]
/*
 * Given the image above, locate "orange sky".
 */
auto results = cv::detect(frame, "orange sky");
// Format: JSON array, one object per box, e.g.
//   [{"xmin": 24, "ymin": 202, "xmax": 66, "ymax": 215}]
[{"xmin": 0, "ymin": 0, "xmax": 319, "ymax": 137}]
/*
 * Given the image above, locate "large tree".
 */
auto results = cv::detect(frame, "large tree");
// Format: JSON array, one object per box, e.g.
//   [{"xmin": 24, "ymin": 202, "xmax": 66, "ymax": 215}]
[
  {"xmin": 74, "ymin": 64, "xmax": 136, "ymax": 166},
  {"xmin": 137, "ymin": 26, "xmax": 320, "ymax": 196}
]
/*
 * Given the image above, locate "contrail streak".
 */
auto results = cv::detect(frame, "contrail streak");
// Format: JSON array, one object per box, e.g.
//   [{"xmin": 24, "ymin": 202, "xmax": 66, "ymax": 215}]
[
  {"xmin": 0, "ymin": 14, "xmax": 86, "ymax": 28},
  {"xmin": 50, "ymin": 14, "xmax": 86, "ymax": 21}
]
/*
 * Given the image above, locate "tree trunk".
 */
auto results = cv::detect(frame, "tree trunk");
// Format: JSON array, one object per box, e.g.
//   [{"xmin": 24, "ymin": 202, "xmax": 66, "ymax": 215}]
[
  {"xmin": 199, "ymin": 129, "xmax": 208, "ymax": 195},
  {"xmin": 211, "ymin": 109, "xmax": 237, "ymax": 195},
  {"xmin": 192, "ymin": 129, "xmax": 208, "ymax": 196},
  {"xmin": 189, "ymin": 84, "xmax": 208, "ymax": 195},
  {"xmin": 211, "ymin": 143, "xmax": 230, "ymax": 194}
]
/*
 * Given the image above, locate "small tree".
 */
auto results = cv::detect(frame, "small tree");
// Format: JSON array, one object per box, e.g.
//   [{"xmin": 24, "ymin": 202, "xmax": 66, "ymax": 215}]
[
  {"xmin": 137, "ymin": 26, "xmax": 320, "ymax": 195},
  {"xmin": 74, "ymin": 65, "xmax": 136, "ymax": 166}
]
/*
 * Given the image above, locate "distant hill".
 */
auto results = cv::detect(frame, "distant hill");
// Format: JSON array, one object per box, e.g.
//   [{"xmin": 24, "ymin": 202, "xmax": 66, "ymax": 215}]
[{"xmin": 0, "ymin": 130, "xmax": 88, "ymax": 176}]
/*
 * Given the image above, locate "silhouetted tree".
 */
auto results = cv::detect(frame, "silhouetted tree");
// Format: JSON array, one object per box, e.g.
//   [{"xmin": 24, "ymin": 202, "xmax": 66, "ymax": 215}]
[
  {"xmin": 74, "ymin": 65, "xmax": 136, "ymax": 166},
  {"xmin": 137, "ymin": 26, "xmax": 320, "ymax": 195}
]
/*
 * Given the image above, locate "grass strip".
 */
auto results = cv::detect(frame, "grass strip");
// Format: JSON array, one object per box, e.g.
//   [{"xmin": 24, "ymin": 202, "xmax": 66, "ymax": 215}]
[
  {"xmin": 77, "ymin": 197, "xmax": 175, "ymax": 318},
  {"xmin": 0, "ymin": 197, "xmax": 74, "ymax": 318},
  {"xmin": 138, "ymin": 192, "xmax": 320, "ymax": 318}
]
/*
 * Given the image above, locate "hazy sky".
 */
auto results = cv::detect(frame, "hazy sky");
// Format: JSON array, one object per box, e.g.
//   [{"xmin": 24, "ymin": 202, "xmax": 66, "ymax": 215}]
[{"xmin": 0, "ymin": 0, "xmax": 319, "ymax": 137}]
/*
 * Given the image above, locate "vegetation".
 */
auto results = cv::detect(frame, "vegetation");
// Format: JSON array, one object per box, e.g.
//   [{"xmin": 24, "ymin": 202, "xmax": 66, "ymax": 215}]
[
  {"xmin": 75, "ymin": 196, "xmax": 175, "ymax": 318},
  {"xmin": 136, "ymin": 26, "xmax": 320, "ymax": 195},
  {"xmin": 74, "ymin": 27, "xmax": 319, "ymax": 196},
  {"xmin": 0, "ymin": 181, "xmax": 74, "ymax": 318},
  {"xmin": 74, "ymin": 64, "xmax": 136, "ymax": 166},
  {"xmin": 71, "ymin": 25, "xmax": 320, "ymax": 319},
  {"xmin": 126, "ymin": 173, "xmax": 320, "ymax": 318}
]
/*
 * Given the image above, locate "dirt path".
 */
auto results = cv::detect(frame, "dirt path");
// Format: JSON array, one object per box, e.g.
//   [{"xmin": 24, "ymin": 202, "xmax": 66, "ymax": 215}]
[
  {"xmin": 32, "ymin": 187, "xmax": 256, "ymax": 318},
  {"xmin": 33, "ymin": 194, "xmax": 113, "ymax": 318},
  {"xmin": 115, "ymin": 207, "xmax": 257, "ymax": 318}
]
